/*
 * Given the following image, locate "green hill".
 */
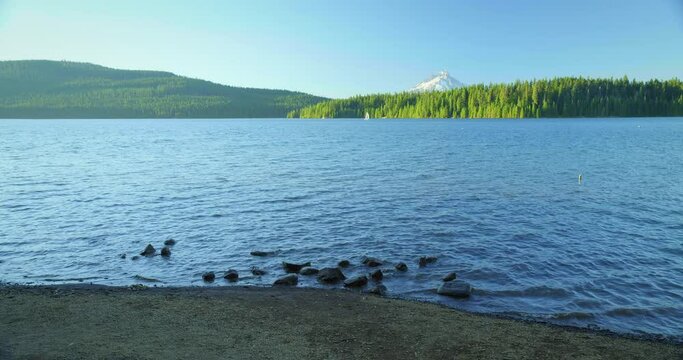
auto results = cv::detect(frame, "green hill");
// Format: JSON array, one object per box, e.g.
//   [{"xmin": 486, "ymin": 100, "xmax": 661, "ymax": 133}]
[
  {"xmin": 0, "ymin": 60, "xmax": 327, "ymax": 118},
  {"xmin": 288, "ymin": 77, "xmax": 683, "ymax": 119}
]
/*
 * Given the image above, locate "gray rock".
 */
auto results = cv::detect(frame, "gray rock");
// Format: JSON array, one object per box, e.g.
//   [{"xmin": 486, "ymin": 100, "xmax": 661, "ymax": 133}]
[
  {"xmin": 119, "ymin": 253, "xmax": 126, "ymax": 259},
  {"xmin": 140, "ymin": 244, "xmax": 156, "ymax": 256},
  {"xmin": 317, "ymin": 267, "xmax": 346, "ymax": 284},
  {"xmin": 282, "ymin": 261, "xmax": 311, "ymax": 273},
  {"xmin": 160, "ymin": 246, "xmax": 171, "ymax": 257},
  {"xmin": 418, "ymin": 256, "xmax": 437, "ymax": 267},
  {"xmin": 202, "ymin": 271, "xmax": 215, "ymax": 282},
  {"xmin": 395, "ymin": 262, "xmax": 408, "ymax": 272},
  {"xmin": 224, "ymin": 269, "xmax": 239, "ymax": 282},
  {"xmin": 299, "ymin": 267, "xmax": 319, "ymax": 276},
  {"xmin": 361, "ymin": 256, "xmax": 383, "ymax": 267},
  {"xmin": 344, "ymin": 275, "xmax": 368, "ymax": 288},
  {"xmin": 442, "ymin": 272, "xmax": 457, "ymax": 282},
  {"xmin": 164, "ymin": 238, "xmax": 176, "ymax": 246},
  {"xmin": 437, "ymin": 280, "xmax": 472, "ymax": 298},
  {"xmin": 370, "ymin": 269, "xmax": 383, "ymax": 281},
  {"xmin": 366, "ymin": 284, "xmax": 387, "ymax": 296},
  {"xmin": 251, "ymin": 267, "xmax": 267, "ymax": 276},
  {"xmin": 251, "ymin": 250, "xmax": 276, "ymax": 257},
  {"xmin": 274, "ymin": 274, "xmax": 298, "ymax": 286},
  {"xmin": 337, "ymin": 260, "xmax": 351, "ymax": 268},
  {"xmin": 131, "ymin": 255, "xmax": 140, "ymax": 261}
]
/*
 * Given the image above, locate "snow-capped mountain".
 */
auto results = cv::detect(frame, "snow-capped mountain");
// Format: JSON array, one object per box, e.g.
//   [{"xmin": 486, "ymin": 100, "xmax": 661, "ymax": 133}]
[{"xmin": 410, "ymin": 71, "xmax": 464, "ymax": 92}]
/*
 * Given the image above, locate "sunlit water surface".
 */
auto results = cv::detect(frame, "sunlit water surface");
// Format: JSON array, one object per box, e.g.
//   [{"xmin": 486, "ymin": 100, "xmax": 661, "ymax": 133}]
[{"xmin": 1, "ymin": 119, "xmax": 682, "ymax": 340}]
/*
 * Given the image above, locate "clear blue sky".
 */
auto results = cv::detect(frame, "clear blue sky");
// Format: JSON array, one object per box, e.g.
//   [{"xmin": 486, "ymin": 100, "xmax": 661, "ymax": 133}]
[{"xmin": 0, "ymin": 0, "xmax": 682, "ymax": 98}]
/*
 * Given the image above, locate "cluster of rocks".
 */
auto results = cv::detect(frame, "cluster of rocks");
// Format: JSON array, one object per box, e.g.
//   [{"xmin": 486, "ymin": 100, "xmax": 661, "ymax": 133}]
[
  {"xmin": 122, "ymin": 239, "xmax": 472, "ymax": 299},
  {"xmin": 123, "ymin": 239, "xmax": 177, "ymax": 261},
  {"xmin": 199, "ymin": 251, "xmax": 473, "ymax": 299}
]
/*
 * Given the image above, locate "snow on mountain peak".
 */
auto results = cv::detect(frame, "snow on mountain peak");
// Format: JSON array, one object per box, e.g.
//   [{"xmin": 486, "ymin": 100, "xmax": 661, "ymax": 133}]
[{"xmin": 410, "ymin": 71, "xmax": 464, "ymax": 92}]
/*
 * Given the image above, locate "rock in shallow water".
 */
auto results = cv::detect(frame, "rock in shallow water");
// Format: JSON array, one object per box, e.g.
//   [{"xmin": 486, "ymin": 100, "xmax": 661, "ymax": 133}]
[
  {"xmin": 437, "ymin": 280, "xmax": 472, "ymax": 298},
  {"xmin": 160, "ymin": 246, "xmax": 171, "ymax": 257},
  {"xmin": 344, "ymin": 275, "xmax": 368, "ymax": 288},
  {"xmin": 202, "ymin": 272, "xmax": 215, "ymax": 282},
  {"xmin": 140, "ymin": 244, "xmax": 156, "ymax": 256},
  {"xmin": 274, "ymin": 274, "xmax": 298, "ymax": 286},
  {"xmin": 164, "ymin": 238, "xmax": 176, "ymax": 246},
  {"xmin": 282, "ymin": 261, "xmax": 312, "ymax": 273},
  {"xmin": 251, "ymin": 250, "xmax": 276, "ymax": 257},
  {"xmin": 361, "ymin": 256, "xmax": 383, "ymax": 267},
  {"xmin": 337, "ymin": 260, "xmax": 350, "ymax": 268},
  {"xmin": 370, "ymin": 269, "xmax": 383, "ymax": 281},
  {"xmin": 131, "ymin": 256, "xmax": 140, "ymax": 261},
  {"xmin": 317, "ymin": 267, "xmax": 346, "ymax": 284},
  {"xmin": 418, "ymin": 256, "xmax": 437, "ymax": 267},
  {"xmin": 224, "ymin": 269, "xmax": 239, "ymax": 282},
  {"xmin": 299, "ymin": 267, "xmax": 319, "ymax": 276},
  {"xmin": 442, "ymin": 272, "xmax": 457, "ymax": 282},
  {"xmin": 395, "ymin": 262, "xmax": 408, "ymax": 272},
  {"xmin": 251, "ymin": 267, "xmax": 267, "ymax": 276}
]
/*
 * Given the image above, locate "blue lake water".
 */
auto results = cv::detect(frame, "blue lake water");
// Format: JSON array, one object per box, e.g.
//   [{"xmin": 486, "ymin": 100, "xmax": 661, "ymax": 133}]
[{"xmin": 1, "ymin": 118, "xmax": 682, "ymax": 340}]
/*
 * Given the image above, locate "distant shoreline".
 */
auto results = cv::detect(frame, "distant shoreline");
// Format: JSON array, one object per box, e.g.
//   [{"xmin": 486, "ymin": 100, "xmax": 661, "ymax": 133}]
[
  {"xmin": 1, "ymin": 284, "xmax": 680, "ymax": 359},
  {"xmin": 2, "ymin": 61, "xmax": 682, "ymax": 120},
  {"xmin": 2, "ymin": 116, "xmax": 683, "ymax": 120}
]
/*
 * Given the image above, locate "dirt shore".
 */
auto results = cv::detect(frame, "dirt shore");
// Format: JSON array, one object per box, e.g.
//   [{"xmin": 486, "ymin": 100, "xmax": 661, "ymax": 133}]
[{"xmin": 0, "ymin": 285, "xmax": 680, "ymax": 359}]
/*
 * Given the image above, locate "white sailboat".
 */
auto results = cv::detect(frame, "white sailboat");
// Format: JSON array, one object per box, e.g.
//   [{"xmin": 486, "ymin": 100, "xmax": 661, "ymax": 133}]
[{"xmin": 364, "ymin": 111, "xmax": 370, "ymax": 120}]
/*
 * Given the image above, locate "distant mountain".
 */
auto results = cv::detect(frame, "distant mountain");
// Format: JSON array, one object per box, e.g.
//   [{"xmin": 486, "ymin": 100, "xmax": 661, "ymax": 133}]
[
  {"xmin": 0, "ymin": 60, "xmax": 327, "ymax": 118},
  {"xmin": 410, "ymin": 71, "xmax": 464, "ymax": 92}
]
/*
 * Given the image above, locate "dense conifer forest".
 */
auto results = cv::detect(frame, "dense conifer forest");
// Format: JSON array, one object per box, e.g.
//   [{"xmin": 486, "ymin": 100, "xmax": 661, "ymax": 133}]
[
  {"xmin": 3, "ymin": 61, "xmax": 681, "ymax": 119},
  {"xmin": 0, "ymin": 60, "xmax": 326, "ymax": 118},
  {"xmin": 288, "ymin": 77, "xmax": 683, "ymax": 119}
]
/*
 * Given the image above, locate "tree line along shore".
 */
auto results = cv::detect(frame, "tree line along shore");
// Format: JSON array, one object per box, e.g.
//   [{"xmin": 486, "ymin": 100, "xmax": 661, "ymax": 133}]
[
  {"xmin": 289, "ymin": 77, "xmax": 683, "ymax": 119},
  {"xmin": 1, "ymin": 60, "xmax": 682, "ymax": 119}
]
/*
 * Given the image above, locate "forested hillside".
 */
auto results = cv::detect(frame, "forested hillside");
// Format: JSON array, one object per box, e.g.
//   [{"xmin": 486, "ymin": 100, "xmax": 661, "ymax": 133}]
[
  {"xmin": 289, "ymin": 77, "xmax": 683, "ymax": 119},
  {"xmin": 0, "ymin": 60, "xmax": 326, "ymax": 118}
]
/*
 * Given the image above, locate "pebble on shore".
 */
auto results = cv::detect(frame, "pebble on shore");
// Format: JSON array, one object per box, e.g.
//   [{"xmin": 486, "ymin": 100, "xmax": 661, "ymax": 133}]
[
  {"xmin": 370, "ymin": 269, "xmax": 383, "ymax": 281},
  {"xmin": 366, "ymin": 284, "xmax": 387, "ymax": 296}
]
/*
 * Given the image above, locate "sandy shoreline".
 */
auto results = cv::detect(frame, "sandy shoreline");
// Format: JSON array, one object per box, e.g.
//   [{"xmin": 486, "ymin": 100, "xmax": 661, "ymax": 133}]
[{"xmin": 1, "ymin": 284, "xmax": 681, "ymax": 359}]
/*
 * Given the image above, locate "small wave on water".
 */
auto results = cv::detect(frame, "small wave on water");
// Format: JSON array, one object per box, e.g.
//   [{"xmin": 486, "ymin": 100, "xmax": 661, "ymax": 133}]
[
  {"xmin": 474, "ymin": 285, "xmax": 572, "ymax": 298},
  {"xmin": 551, "ymin": 312, "xmax": 596, "ymax": 320}
]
